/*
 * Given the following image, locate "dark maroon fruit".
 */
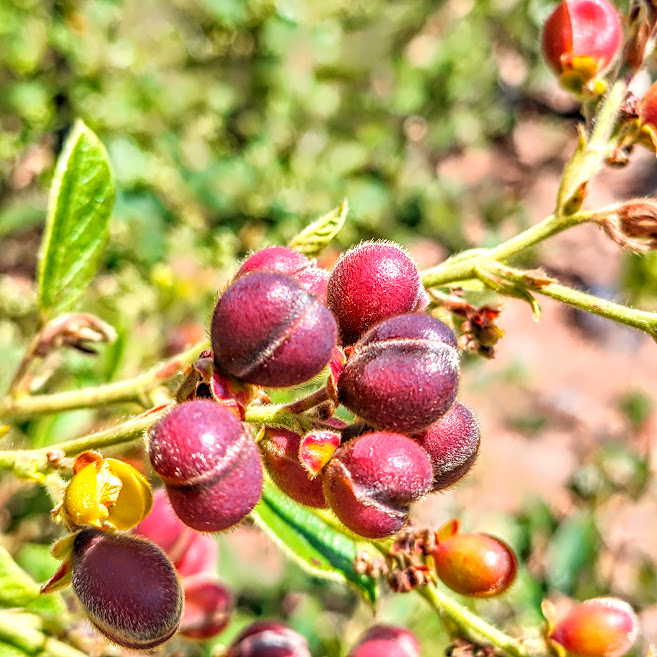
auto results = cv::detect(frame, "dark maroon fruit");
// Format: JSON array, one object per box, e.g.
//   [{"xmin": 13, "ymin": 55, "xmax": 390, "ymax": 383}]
[
  {"xmin": 226, "ymin": 621, "xmax": 311, "ymax": 657},
  {"xmin": 349, "ymin": 625, "xmax": 421, "ymax": 657},
  {"xmin": 212, "ymin": 272, "xmax": 337, "ymax": 387},
  {"xmin": 323, "ymin": 432, "xmax": 433, "ymax": 539},
  {"xmin": 180, "ymin": 576, "xmax": 234, "ymax": 640},
  {"xmin": 412, "ymin": 401, "xmax": 480, "ymax": 491},
  {"xmin": 72, "ymin": 528, "xmax": 183, "ymax": 650},
  {"xmin": 327, "ymin": 241, "xmax": 429, "ymax": 344},
  {"xmin": 260, "ymin": 428, "xmax": 328, "ymax": 508},
  {"xmin": 338, "ymin": 314, "xmax": 460, "ymax": 435},
  {"xmin": 236, "ymin": 246, "xmax": 329, "ymax": 302},
  {"xmin": 149, "ymin": 400, "xmax": 263, "ymax": 532}
]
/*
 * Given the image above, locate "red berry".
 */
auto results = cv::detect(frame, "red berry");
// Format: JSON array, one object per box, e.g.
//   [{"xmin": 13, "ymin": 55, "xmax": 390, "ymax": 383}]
[
  {"xmin": 323, "ymin": 432, "xmax": 433, "ymax": 539},
  {"xmin": 338, "ymin": 314, "xmax": 460, "ymax": 435},
  {"xmin": 433, "ymin": 532, "xmax": 517, "ymax": 597},
  {"xmin": 412, "ymin": 402, "xmax": 480, "ymax": 491},
  {"xmin": 180, "ymin": 576, "xmax": 234, "ymax": 640},
  {"xmin": 349, "ymin": 625, "xmax": 421, "ymax": 657},
  {"xmin": 549, "ymin": 598, "xmax": 639, "ymax": 657},
  {"xmin": 542, "ymin": 0, "xmax": 622, "ymax": 87},
  {"xmin": 236, "ymin": 246, "xmax": 329, "ymax": 302},
  {"xmin": 226, "ymin": 621, "xmax": 311, "ymax": 657},
  {"xmin": 149, "ymin": 401, "xmax": 263, "ymax": 532},
  {"xmin": 260, "ymin": 427, "xmax": 328, "ymax": 508},
  {"xmin": 71, "ymin": 528, "xmax": 183, "ymax": 650},
  {"xmin": 212, "ymin": 272, "xmax": 337, "ymax": 387},
  {"xmin": 327, "ymin": 241, "xmax": 429, "ymax": 344},
  {"xmin": 639, "ymin": 81, "xmax": 657, "ymax": 130}
]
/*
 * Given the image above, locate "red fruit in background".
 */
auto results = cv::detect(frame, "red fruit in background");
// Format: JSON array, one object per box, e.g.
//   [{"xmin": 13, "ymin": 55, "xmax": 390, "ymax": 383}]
[
  {"xmin": 212, "ymin": 272, "xmax": 337, "ymax": 387},
  {"xmin": 327, "ymin": 241, "xmax": 429, "ymax": 345},
  {"xmin": 349, "ymin": 625, "xmax": 421, "ymax": 657},
  {"xmin": 236, "ymin": 246, "xmax": 329, "ymax": 302},
  {"xmin": 71, "ymin": 528, "xmax": 183, "ymax": 650},
  {"xmin": 149, "ymin": 401, "xmax": 263, "ymax": 532},
  {"xmin": 338, "ymin": 314, "xmax": 460, "ymax": 435},
  {"xmin": 549, "ymin": 598, "xmax": 639, "ymax": 657},
  {"xmin": 260, "ymin": 427, "xmax": 329, "ymax": 508},
  {"xmin": 412, "ymin": 401, "xmax": 480, "ymax": 491},
  {"xmin": 542, "ymin": 0, "xmax": 622, "ymax": 88},
  {"xmin": 433, "ymin": 531, "xmax": 517, "ymax": 597},
  {"xmin": 323, "ymin": 432, "xmax": 433, "ymax": 539},
  {"xmin": 180, "ymin": 576, "xmax": 234, "ymax": 640},
  {"xmin": 226, "ymin": 621, "xmax": 311, "ymax": 657}
]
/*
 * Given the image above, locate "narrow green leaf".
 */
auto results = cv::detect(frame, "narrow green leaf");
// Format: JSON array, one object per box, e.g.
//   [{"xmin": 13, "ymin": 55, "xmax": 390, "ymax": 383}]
[
  {"xmin": 288, "ymin": 199, "xmax": 348, "ymax": 257},
  {"xmin": 0, "ymin": 547, "xmax": 40, "ymax": 607},
  {"xmin": 252, "ymin": 481, "xmax": 377, "ymax": 603},
  {"xmin": 0, "ymin": 640, "xmax": 33, "ymax": 657},
  {"xmin": 38, "ymin": 119, "xmax": 115, "ymax": 319}
]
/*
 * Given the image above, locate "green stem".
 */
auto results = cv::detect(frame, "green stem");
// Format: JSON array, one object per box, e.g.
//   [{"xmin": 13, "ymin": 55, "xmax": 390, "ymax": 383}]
[
  {"xmin": 416, "ymin": 586, "xmax": 534, "ymax": 657},
  {"xmin": 0, "ymin": 339, "xmax": 208, "ymax": 421},
  {"xmin": 0, "ymin": 407, "xmax": 168, "ymax": 473},
  {"xmin": 479, "ymin": 261, "xmax": 657, "ymax": 341}
]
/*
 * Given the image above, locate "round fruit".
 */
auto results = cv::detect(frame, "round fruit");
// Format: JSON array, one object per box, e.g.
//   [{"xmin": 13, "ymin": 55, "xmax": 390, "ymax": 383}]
[
  {"xmin": 349, "ymin": 625, "xmax": 421, "ymax": 657},
  {"xmin": 323, "ymin": 432, "xmax": 433, "ymax": 539},
  {"xmin": 72, "ymin": 528, "xmax": 183, "ymax": 650},
  {"xmin": 327, "ymin": 241, "xmax": 429, "ymax": 344},
  {"xmin": 180, "ymin": 576, "xmax": 234, "ymax": 640},
  {"xmin": 212, "ymin": 272, "xmax": 337, "ymax": 387},
  {"xmin": 338, "ymin": 314, "xmax": 460, "ymax": 435},
  {"xmin": 149, "ymin": 400, "xmax": 263, "ymax": 532},
  {"xmin": 226, "ymin": 621, "xmax": 312, "ymax": 657}
]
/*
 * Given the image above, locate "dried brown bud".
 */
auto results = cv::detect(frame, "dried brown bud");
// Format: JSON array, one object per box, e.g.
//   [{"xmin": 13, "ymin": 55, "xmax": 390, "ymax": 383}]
[{"xmin": 599, "ymin": 199, "xmax": 657, "ymax": 252}]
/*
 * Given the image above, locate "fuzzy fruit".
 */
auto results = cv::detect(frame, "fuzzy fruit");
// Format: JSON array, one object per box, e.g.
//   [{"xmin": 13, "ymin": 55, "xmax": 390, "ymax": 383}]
[
  {"xmin": 212, "ymin": 272, "xmax": 337, "ymax": 387},
  {"xmin": 226, "ymin": 621, "xmax": 312, "ymax": 657},
  {"xmin": 338, "ymin": 314, "xmax": 460, "ymax": 435},
  {"xmin": 149, "ymin": 401, "xmax": 263, "ymax": 532},
  {"xmin": 323, "ymin": 432, "xmax": 433, "ymax": 539},
  {"xmin": 349, "ymin": 625, "xmax": 421, "ymax": 657},
  {"xmin": 327, "ymin": 241, "xmax": 429, "ymax": 344},
  {"xmin": 71, "ymin": 528, "xmax": 183, "ymax": 650}
]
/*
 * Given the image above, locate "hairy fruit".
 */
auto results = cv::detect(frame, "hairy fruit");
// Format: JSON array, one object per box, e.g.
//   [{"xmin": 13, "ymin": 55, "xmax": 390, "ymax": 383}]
[
  {"xmin": 149, "ymin": 400, "xmax": 263, "ymax": 532},
  {"xmin": 323, "ymin": 432, "xmax": 433, "ymax": 539},
  {"xmin": 212, "ymin": 272, "xmax": 337, "ymax": 387},
  {"xmin": 349, "ymin": 625, "xmax": 421, "ymax": 657},
  {"xmin": 338, "ymin": 314, "xmax": 460, "ymax": 434},
  {"xmin": 71, "ymin": 528, "xmax": 183, "ymax": 650},
  {"xmin": 327, "ymin": 241, "xmax": 429, "ymax": 344},
  {"xmin": 226, "ymin": 621, "xmax": 312, "ymax": 657}
]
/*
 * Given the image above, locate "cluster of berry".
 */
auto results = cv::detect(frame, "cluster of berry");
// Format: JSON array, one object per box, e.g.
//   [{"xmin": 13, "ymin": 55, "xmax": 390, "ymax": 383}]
[{"xmin": 149, "ymin": 241, "xmax": 480, "ymax": 541}]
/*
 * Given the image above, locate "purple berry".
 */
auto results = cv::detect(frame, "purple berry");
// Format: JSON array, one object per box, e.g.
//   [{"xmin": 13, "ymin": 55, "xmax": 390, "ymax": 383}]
[
  {"xmin": 323, "ymin": 432, "xmax": 433, "ymax": 539},
  {"xmin": 260, "ymin": 428, "xmax": 328, "ymax": 508},
  {"xmin": 180, "ymin": 576, "xmax": 234, "ymax": 640},
  {"xmin": 349, "ymin": 625, "xmax": 421, "ymax": 657},
  {"xmin": 212, "ymin": 272, "xmax": 337, "ymax": 387},
  {"xmin": 412, "ymin": 401, "xmax": 480, "ymax": 491},
  {"xmin": 226, "ymin": 621, "xmax": 311, "ymax": 657},
  {"xmin": 149, "ymin": 400, "xmax": 263, "ymax": 532},
  {"xmin": 327, "ymin": 241, "xmax": 429, "ymax": 344},
  {"xmin": 72, "ymin": 528, "xmax": 183, "ymax": 650},
  {"xmin": 338, "ymin": 314, "xmax": 460, "ymax": 435},
  {"xmin": 236, "ymin": 246, "xmax": 329, "ymax": 302}
]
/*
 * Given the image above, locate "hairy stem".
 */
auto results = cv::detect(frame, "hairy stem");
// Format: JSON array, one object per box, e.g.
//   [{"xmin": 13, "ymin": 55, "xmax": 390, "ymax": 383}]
[
  {"xmin": 0, "ymin": 339, "xmax": 208, "ymax": 420},
  {"xmin": 416, "ymin": 586, "xmax": 534, "ymax": 657}
]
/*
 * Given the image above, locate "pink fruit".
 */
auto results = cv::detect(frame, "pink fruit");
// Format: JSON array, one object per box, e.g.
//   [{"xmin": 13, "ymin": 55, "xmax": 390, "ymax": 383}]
[{"xmin": 349, "ymin": 625, "xmax": 421, "ymax": 657}]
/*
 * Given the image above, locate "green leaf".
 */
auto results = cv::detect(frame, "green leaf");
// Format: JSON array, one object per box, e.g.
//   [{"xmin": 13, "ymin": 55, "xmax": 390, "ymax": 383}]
[
  {"xmin": 0, "ymin": 547, "xmax": 40, "ymax": 607},
  {"xmin": 251, "ymin": 481, "xmax": 377, "ymax": 603},
  {"xmin": 37, "ymin": 119, "xmax": 115, "ymax": 319},
  {"xmin": 0, "ymin": 640, "xmax": 33, "ymax": 657},
  {"xmin": 546, "ymin": 511, "xmax": 600, "ymax": 595},
  {"xmin": 288, "ymin": 199, "xmax": 348, "ymax": 258}
]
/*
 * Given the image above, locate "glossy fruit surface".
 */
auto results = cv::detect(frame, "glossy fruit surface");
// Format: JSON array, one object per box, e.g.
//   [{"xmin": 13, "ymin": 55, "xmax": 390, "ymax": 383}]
[
  {"xmin": 72, "ymin": 528, "xmax": 183, "ymax": 650},
  {"xmin": 180, "ymin": 576, "xmax": 234, "ymax": 640},
  {"xmin": 549, "ymin": 598, "xmax": 639, "ymax": 657},
  {"xmin": 433, "ymin": 532, "xmax": 517, "ymax": 597},
  {"xmin": 226, "ymin": 621, "xmax": 312, "ymax": 657},
  {"xmin": 542, "ymin": 0, "xmax": 622, "ymax": 85},
  {"xmin": 327, "ymin": 241, "xmax": 428, "ymax": 344},
  {"xmin": 338, "ymin": 314, "xmax": 460, "ymax": 434},
  {"xmin": 260, "ymin": 428, "xmax": 328, "ymax": 508},
  {"xmin": 323, "ymin": 432, "xmax": 433, "ymax": 539},
  {"xmin": 149, "ymin": 400, "xmax": 263, "ymax": 532},
  {"xmin": 412, "ymin": 401, "xmax": 480, "ymax": 491},
  {"xmin": 212, "ymin": 272, "xmax": 337, "ymax": 387},
  {"xmin": 349, "ymin": 625, "xmax": 421, "ymax": 657}
]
